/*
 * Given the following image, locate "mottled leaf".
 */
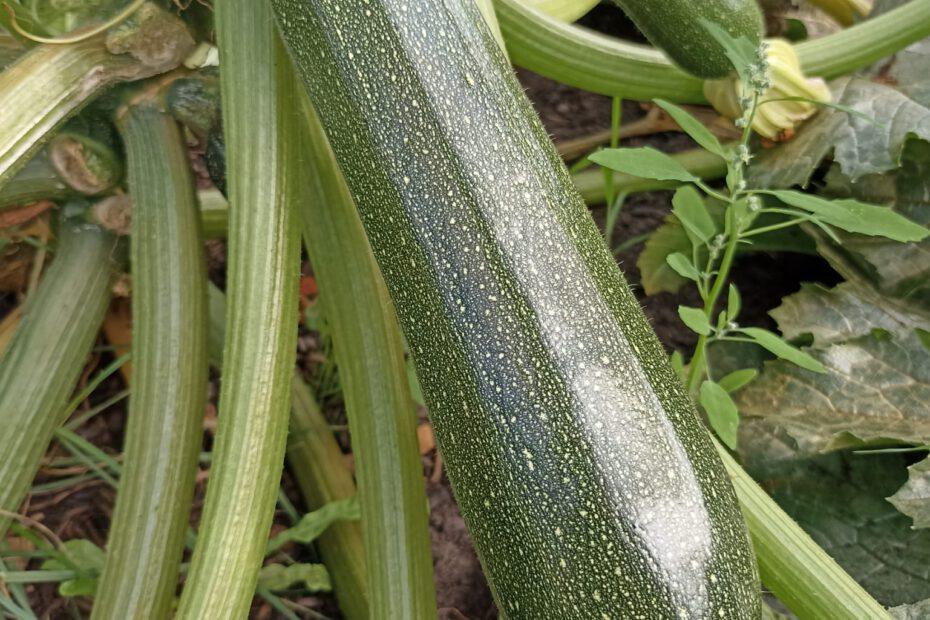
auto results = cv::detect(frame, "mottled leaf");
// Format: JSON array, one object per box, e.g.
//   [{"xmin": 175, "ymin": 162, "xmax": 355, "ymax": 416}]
[
  {"xmin": 740, "ymin": 420, "xmax": 930, "ymax": 606},
  {"xmin": 822, "ymin": 138, "xmax": 930, "ymax": 308},
  {"xmin": 737, "ymin": 330, "xmax": 930, "ymax": 453},
  {"xmin": 590, "ymin": 147, "xmax": 700, "ymax": 183},
  {"xmin": 889, "ymin": 455, "xmax": 930, "ymax": 529},
  {"xmin": 891, "ymin": 598, "xmax": 930, "ymax": 620},
  {"xmin": 771, "ymin": 282, "xmax": 928, "ymax": 346}
]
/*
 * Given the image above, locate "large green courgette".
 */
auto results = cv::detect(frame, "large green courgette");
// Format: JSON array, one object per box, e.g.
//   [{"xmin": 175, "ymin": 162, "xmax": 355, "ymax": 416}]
[
  {"xmin": 272, "ymin": 0, "xmax": 761, "ymax": 617},
  {"xmin": 609, "ymin": 0, "xmax": 765, "ymax": 79}
]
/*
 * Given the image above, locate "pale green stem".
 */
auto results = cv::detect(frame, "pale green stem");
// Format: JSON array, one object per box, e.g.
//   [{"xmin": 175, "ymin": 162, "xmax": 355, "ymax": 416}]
[
  {"xmin": 92, "ymin": 104, "xmax": 208, "ymax": 620},
  {"xmin": 0, "ymin": 218, "xmax": 117, "ymax": 536},
  {"xmin": 295, "ymin": 90, "xmax": 437, "ymax": 618},
  {"xmin": 714, "ymin": 441, "xmax": 891, "ymax": 619},
  {"xmin": 205, "ymin": 284, "xmax": 369, "ymax": 620},
  {"xmin": 175, "ymin": 0, "xmax": 300, "ymax": 616}
]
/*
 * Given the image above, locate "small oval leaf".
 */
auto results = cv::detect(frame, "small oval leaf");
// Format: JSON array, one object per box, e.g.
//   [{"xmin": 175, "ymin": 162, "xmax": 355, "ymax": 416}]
[
  {"xmin": 739, "ymin": 326, "xmax": 827, "ymax": 373},
  {"xmin": 590, "ymin": 147, "xmax": 700, "ymax": 183},
  {"xmin": 666, "ymin": 252, "xmax": 701, "ymax": 282},
  {"xmin": 700, "ymin": 380, "xmax": 740, "ymax": 449},
  {"xmin": 673, "ymin": 185, "xmax": 716, "ymax": 246},
  {"xmin": 679, "ymin": 305, "xmax": 712, "ymax": 336}
]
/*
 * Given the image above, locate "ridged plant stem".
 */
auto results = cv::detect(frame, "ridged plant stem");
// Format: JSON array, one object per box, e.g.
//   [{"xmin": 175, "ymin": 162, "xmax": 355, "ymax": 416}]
[
  {"xmin": 286, "ymin": 378, "xmax": 369, "ymax": 620},
  {"xmin": 295, "ymin": 90, "xmax": 436, "ymax": 619},
  {"xmin": 92, "ymin": 104, "xmax": 208, "ymax": 620},
  {"xmin": 175, "ymin": 0, "xmax": 300, "ymax": 615},
  {"xmin": 0, "ymin": 153, "xmax": 73, "ymax": 211},
  {"xmin": 496, "ymin": 0, "xmax": 930, "ymax": 102},
  {"xmin": 715, "ymin": 442, "xmax": 891, "ymax": 619},
  {"xmin": 205, "ymin": 284, "xmax": 369, "ymax": 620},
  {"xmin": 0, "ymin": 218, "xmax": 117, "ymax": 535}
]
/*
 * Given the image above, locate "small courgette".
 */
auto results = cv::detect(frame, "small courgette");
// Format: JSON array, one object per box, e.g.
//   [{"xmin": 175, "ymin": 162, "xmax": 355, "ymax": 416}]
[{"xmin": 610, "ymin": 0, "xmax": 765, "ymax": 78}]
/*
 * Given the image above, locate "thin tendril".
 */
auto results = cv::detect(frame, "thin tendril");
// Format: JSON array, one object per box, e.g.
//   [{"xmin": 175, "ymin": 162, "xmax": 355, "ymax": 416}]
[{"xmin": 3, "ymin": 0, "xmax": 145, "ymax": 45}]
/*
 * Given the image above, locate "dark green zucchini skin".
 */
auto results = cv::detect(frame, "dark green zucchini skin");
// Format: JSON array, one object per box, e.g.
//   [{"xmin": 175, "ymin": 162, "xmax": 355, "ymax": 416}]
[
  {"xmin": 272, "ymin": 0, "xmax": 761, "ymax": 617},
  {"xmin": 611, "ymin": 0, "xmax": 765, "ymax": 78}
]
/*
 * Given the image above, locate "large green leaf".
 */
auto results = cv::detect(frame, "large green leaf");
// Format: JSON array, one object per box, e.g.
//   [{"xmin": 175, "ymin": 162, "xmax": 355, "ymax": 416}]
[
  {"xmin": 740, "ymin": 421, "xmax": 930, "ymax": 607},
  {"xmin": 891, "ymin": 598, "xmax": 930, "ymax": 620},
  {"xmin": 736, "ymin": 330, "xmax": 930, "ymax": 453},
  {"xmin": 750, "ymin": 77, "xmax": 930, "ymax": 188}
]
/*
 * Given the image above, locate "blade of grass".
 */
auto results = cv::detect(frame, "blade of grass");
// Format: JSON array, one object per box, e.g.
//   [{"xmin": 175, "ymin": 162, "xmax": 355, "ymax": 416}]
[
  {"xmin": 175, "ymin": 0, "xmax": 301, "ymax": 615},
  {"xmin": 92, "ymin": 103, "xmax": 208, "ymax": 620},
  {"xmin": 0, "ymin": 217, "xmax": 117, "ymax": 536}
]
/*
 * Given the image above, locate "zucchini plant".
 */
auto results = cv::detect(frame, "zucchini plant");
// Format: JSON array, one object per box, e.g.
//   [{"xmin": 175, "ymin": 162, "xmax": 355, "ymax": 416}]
[
  {"xmin": 0, "ymin": 217, "xmax": 118, "ymax": 535},
  {"xmin": 2, "ymin": 0, "xmax": 929, "ymax": 618}
]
